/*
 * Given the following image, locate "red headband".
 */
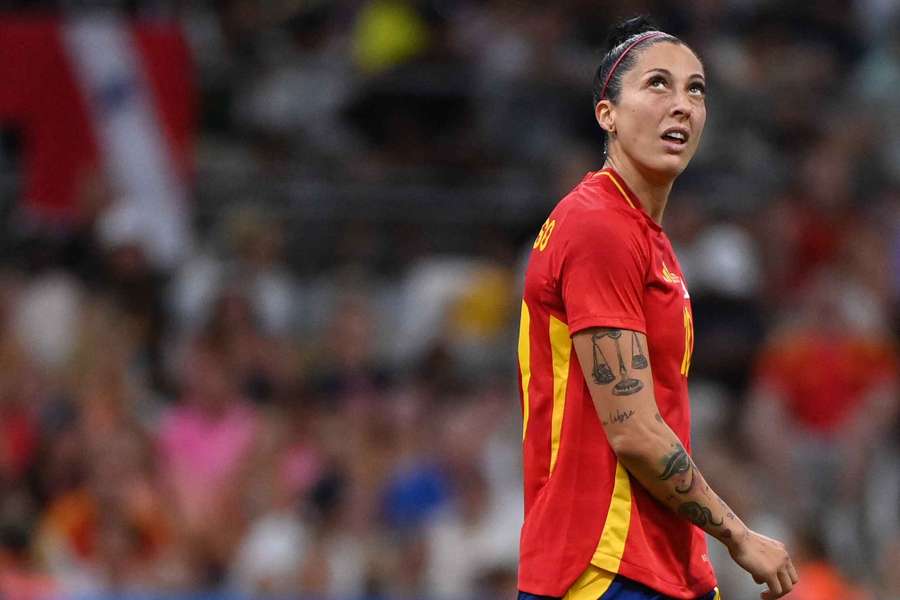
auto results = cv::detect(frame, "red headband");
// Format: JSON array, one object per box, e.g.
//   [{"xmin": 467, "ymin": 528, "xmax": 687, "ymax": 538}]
[{"xmin": 599, "ymin": 31, "xmax": 667, "ymax": 101}]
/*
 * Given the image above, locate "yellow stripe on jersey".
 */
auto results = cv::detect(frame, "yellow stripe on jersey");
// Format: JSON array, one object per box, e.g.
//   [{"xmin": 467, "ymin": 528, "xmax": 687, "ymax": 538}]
[
  {"xmin": 681, "ymin": 306, "xmax": 694, "ymax": 376},
  {"xmin": 562, "ymin": 563, "xmax": 616, "ymax": 600},
  {"xmin": 596, "ymin": 171, "xmax": 636, "ymax": 210},
  {"xmin": 591, "ymin": 461, "xmax": 633, "ymax": 572},
  {"xmin": 548, "ymin": 315, "xmax": 570, "ymax": 474},
  {"xmin": 518, "ymin": 301, "xmax": 532, "ymax": 441},
  {"xmin": 714, "ymin": 587, "xmax": 721, "ymax": 600},
  {"xmin": 662, "ymin": 262, "xmax": 682, "ymax": 283}
]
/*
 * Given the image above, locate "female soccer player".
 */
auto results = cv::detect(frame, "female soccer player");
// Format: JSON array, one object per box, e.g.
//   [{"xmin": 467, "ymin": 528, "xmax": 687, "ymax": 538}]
[{"xmin": 516, "ymin": 16, "xmax": 798, "ymax": 600}]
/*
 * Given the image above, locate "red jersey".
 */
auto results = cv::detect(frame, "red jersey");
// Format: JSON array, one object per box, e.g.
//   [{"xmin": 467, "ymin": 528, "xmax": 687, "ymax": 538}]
[{"xmin": 517, "ymin": 168, "xmax": 717, "ymax": 598}]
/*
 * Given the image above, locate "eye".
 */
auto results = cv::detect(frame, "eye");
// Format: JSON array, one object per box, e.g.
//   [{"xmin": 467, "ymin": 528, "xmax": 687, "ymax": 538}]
[
  {"xmin": 689, "ymin": 82, "xmax": 706, "ymax": 96},
  {"xmin": 648, "ymin": 75, "xmax": 667, "ymax": 89}
]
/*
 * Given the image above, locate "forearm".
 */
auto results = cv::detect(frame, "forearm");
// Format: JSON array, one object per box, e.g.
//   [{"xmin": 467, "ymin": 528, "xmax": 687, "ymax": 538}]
[
  {"xmin": 573, "ymin": 329, "xmax": 797, "ymax": 597},
  {"xmin": 611, "ymin": 419, "xmax": 747, "ymax": 549},
  {"xmin": 572, "ymin": 328, "xmax": 747, "ymax": 549}
]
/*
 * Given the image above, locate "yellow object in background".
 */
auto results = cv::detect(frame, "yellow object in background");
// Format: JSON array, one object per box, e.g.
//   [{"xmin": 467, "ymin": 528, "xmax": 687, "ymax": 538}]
[
  {"xmin": 352, "ymin": 0, "xmax": 431, "ymax": 73},
  {"xmin": 448, "ymin": 266, "xmax": 514, "ymax": 341}
]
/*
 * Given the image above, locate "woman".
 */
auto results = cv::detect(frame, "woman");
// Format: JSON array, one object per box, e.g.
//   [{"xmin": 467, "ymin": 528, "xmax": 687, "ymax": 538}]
[{"xmin": 516, "ymin": 16, "xmax": 798, "ymax": 600}]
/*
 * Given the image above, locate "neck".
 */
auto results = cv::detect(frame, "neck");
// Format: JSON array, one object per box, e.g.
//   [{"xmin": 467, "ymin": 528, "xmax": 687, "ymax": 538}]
[{"xmin": 603, "ymin": 154, "xmax": 674, "ymax": 225}]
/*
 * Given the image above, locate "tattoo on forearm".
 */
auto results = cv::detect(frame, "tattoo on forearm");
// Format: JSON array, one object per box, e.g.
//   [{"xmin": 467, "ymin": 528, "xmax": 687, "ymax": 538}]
[
  {"xmin": 659, "ymin": 444, "xmax": 696, "ymax": 493},
  {"xmin": 675, "ymin": 468, "xmax": 696, "ymax": 493},
  {"xmin": 659, "ymin": 446, "xmax": 691, "ymax": 480},
  {"xmin": 591, "ymin": 330, "xmax": 643, "ymax": 395},
  {"xmin": 678, "ymin": 502, "xmax": 724, "ymax": 528},
  {"xmin": 659, "ymin": 446, "xmax": 732, "ymax": 532},
  {"xmin": 602, "ymin": 408, "xmax": 635, "ymax": 426},
  {"xmin": 715, "ymin": 504, "xmax": 736, "ymax": 538}
]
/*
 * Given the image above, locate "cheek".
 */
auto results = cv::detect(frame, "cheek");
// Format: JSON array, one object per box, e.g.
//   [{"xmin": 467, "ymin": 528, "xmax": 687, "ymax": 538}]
[
  {"xmin": 621, "ymin": 101, "xmax": 660, "ymax": 139},
  {"xmin": 691, "ymin": 107, "xmax": 707, "ymax": 142}
]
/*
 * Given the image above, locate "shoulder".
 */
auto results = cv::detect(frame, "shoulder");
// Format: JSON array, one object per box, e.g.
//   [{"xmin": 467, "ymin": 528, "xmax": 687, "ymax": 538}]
[{"xmin": 552, "ymin": 185, "xmax": 648, "ymax": 253}]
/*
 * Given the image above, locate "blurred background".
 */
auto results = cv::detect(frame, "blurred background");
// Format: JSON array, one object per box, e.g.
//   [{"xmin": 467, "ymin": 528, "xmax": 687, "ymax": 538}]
[{"xmin": 0, "ymin": 1, "xmax": 898, "ymax": 599}]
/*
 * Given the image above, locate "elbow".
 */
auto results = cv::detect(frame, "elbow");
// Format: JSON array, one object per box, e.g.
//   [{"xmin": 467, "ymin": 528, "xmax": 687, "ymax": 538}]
[{"xmin": 605, "ymin": 423, "xmax": 659, "ymax": 463}]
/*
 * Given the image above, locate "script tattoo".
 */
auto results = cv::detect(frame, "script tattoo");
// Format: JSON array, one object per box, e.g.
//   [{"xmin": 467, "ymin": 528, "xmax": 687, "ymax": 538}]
[
  {"xmin": 602, "ymin": 408, "xmax": 635, "ymax": 426},
  {"xmin": 678, "ymin": 502, "xmax": 724, "ymax": 528}
]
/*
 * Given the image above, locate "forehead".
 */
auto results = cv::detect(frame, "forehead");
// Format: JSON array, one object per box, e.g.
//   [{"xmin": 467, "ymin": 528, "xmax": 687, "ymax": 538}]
[{"xmin": 628, "ymin": 41, "xmax": 704, "ymax": 78}]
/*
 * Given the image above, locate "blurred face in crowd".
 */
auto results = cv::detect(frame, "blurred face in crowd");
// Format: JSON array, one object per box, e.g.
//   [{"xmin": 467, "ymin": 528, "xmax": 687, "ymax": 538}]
[
  {"xmin": 597, "ymin": 41, "xmax": 707, "ymax": 182},
  {"xmin": 185, "ymin": 349, "xmax": 235, "ymax": 414}
]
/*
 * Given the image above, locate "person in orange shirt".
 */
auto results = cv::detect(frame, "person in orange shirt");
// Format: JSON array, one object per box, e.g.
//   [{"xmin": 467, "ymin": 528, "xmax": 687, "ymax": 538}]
[{"xmin": 786, "ymin": 530, "xmax": 871, "ymax": 600}]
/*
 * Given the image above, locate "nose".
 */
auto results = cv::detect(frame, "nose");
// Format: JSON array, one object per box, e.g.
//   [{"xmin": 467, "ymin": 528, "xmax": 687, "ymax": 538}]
[{"xmin": 670, "ymin": 89, "xmax": 693, "ymax": 121}]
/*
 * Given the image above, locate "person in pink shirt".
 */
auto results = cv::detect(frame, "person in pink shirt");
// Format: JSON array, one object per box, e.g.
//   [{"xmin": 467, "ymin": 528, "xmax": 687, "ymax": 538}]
[{"xmin": 157, "ymin": 345, "xmax": 259, "ymax": 570}]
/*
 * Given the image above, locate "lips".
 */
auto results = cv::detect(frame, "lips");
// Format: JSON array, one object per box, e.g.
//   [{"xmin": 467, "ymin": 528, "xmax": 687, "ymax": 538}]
[{"xmin": 661, "ymin": 126, "xmax": 690, "ymax": 145}]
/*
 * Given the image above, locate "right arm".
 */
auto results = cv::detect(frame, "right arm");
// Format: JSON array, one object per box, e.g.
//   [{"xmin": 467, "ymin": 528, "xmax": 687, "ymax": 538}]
[{"xmin": 572, "ymin": 327, "xmax": 798, "ymax": 600}]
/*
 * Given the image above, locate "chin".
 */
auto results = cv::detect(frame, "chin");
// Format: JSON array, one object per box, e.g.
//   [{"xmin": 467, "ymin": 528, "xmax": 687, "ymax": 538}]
[{"xmin": 644, "ymin": 155, "xmax": 691, "ymax": 182}]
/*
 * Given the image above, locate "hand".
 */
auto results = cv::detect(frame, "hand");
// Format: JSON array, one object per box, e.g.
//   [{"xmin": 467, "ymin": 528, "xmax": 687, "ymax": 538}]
[{"xmin": 727, "ymin": 529, "xmax": 799, "ymax": 599}]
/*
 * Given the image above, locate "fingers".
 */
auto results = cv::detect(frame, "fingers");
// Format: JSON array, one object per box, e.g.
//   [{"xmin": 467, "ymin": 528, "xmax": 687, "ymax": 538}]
[
  {"xmin": 760, "ymin": 568, "xmax": 796, "ymax": 600},
  {"xmin": 777, "ymin": 569, "xmax": 794, "ymax": 596},
  {"xmin": 788, "ymin": 560, "xmax": 799, "ymax": 584},
  {"xmin": 764, "ymin": 574, "xmax": 783, "ymax": 599}
]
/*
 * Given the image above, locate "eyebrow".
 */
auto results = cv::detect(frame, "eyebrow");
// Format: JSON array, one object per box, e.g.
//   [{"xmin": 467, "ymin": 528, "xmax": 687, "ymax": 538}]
[{"xmin": 644, "ymin": 67, "xmax": 705, "ymax": 80}]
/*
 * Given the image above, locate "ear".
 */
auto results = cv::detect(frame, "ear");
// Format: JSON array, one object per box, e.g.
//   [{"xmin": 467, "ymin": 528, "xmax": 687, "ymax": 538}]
[{"xmin": 595, "ymin": 100, "xmax": 615, "ymax": 135}]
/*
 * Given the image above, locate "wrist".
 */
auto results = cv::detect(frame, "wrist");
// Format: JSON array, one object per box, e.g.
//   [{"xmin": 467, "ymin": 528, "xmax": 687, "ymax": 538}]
[{"xmin": 721, "ymin": 522, "xmax": 750, "ymax": 553}]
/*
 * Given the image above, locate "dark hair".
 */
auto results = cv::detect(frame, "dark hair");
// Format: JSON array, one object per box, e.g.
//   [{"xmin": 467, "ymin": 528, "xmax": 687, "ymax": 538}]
[{"xmin": 592, "ymin": 16, "xmax": 686, "ymax": 106}]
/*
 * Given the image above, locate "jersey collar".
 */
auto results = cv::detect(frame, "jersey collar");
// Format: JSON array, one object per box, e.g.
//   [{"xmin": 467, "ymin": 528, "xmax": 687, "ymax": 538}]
[{"xmin": 591, "ymin": 168, "xmax": 662, "ymax": 232}]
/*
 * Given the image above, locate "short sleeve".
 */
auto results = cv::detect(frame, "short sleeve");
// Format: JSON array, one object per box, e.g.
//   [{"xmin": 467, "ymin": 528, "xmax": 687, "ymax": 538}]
[{"xmin": 560, "ymin": 211, "xmax": 649, "ymax": 336}]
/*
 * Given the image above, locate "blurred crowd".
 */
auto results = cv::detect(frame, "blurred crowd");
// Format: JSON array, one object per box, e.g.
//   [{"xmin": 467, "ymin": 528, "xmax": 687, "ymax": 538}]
[{"xmin": 1, "ymin": 1, "xmax": 900, "ymax": 600}]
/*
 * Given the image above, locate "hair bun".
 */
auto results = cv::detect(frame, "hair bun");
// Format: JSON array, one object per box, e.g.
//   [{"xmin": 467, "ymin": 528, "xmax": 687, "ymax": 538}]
[{"xmin": 605, "ymin": 15, "xmax": 659, "ymax": 51}]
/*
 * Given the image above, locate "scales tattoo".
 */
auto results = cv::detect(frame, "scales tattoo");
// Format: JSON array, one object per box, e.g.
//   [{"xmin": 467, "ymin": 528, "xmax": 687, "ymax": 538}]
[{"xmin": 591, "ymin": 330, "xmax": 647, "ymax": 395}]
